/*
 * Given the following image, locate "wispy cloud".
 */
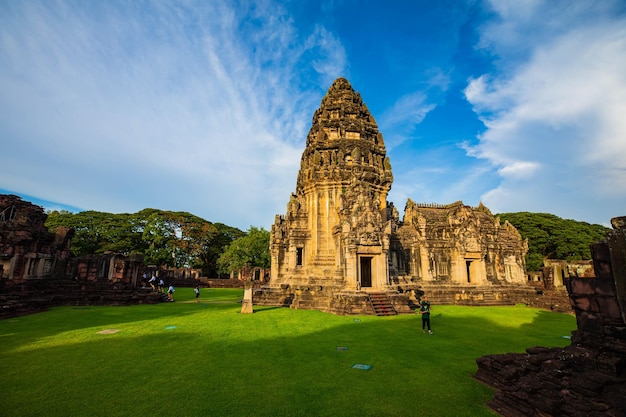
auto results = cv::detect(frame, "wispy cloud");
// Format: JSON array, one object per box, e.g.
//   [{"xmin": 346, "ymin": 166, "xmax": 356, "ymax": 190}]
[
  {"xmin": 0, "ymin": 1, "xmax": 348, "ymax": 229},
  {"xmin": 379, "ymin": 91, "xmax": 436, "ymax": 149},
  {"xmin": 464, "ymin": 0, "xmax": 626, "ymax": 223}
]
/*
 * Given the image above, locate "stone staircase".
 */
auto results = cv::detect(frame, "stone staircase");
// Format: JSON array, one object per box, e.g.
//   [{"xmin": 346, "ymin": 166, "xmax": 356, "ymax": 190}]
[{"xmin": 369, "ymin": 292, "xmax": 397, "ymax": 316}]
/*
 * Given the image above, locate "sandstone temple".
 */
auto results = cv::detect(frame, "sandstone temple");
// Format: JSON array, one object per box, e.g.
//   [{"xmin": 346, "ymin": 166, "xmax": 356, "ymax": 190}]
[{"xmin": 255, "ymin": 78, "xmax": 534, "ymax": 314}]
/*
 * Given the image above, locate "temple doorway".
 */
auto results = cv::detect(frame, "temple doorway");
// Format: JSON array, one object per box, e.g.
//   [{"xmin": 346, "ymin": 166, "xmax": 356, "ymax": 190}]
[{"xmin": 360, "ymin": 256, "xmax": 372, "ymax": 288}]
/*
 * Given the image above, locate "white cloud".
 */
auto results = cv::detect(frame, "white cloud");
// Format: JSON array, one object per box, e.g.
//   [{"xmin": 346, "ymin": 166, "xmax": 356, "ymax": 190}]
[
  {"xmin": 379, "ymin": 91, "xmax": 436, "ymax": 149},
  {"xmin": 0, "ymin": 1, "xmax": 347, "ymax": 229},
  {"xmin": 498, "ymin": 161, "xmax": 539, "ymax": 179},
  {"xmin": 464, "ymin": 0, "xmax": 626, "ymax": 223},
  {"xmin": 304, "ymin": 25, "xmax": 348, "ymax": 87}
]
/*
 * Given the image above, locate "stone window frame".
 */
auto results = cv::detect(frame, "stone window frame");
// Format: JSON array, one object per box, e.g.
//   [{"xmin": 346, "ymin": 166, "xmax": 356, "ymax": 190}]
[
  {"xmin": 437, "ymin": 260, "xmax": 449, "ymax": 276},
  {"xmin": 41, "ymin": 258, "xmax": 53, "ymax": 276},
  {"xmin": 26, "ymin": 256, "xmax": 39, "ymax": 277}
]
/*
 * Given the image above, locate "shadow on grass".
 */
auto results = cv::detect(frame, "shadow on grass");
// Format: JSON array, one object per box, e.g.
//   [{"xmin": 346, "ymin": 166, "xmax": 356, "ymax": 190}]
[
  {"xmin": 0, "ymin": 289, "xmax": 244, "ymax": 348},
  {"xmin": 250, "ymin": 305, "xmax": 285, "ymax": 312},
  {"xmin": 0, "ymin": 300, "xmax": 575, "ymax": 417}
]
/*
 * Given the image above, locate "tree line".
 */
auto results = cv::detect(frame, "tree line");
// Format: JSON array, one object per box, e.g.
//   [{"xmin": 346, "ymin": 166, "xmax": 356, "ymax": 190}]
[
  {"xmin": 497, "ymin": 212, "xmax": 609, "ymax": 271},
  {"xmin": 45, "ymin": 208, "xmax": 608, "ymax": 276},
  {"xmin": 45, "ymin": 209, "xmax": 270, "ymax": 277}
]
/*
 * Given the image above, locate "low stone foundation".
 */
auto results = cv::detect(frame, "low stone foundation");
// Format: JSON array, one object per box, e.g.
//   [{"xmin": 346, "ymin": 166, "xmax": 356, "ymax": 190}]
[
  {"xmin": 254, "ymin": 282, "xmax": 545, "ymax": 316},
  {"xmin": 201, "ymin": 277, "xmax": 246, "ymax": 288},
  {"xmin": 253, "ymin": 285, "xmax": 415, "ymax": 315},
  {"xmin": 0, "ymin": 278, "xmax": 162, "ymax": 319},
  {"xmin": 418, "ymin": 284, "xmax": 540, "ymax": 307}
]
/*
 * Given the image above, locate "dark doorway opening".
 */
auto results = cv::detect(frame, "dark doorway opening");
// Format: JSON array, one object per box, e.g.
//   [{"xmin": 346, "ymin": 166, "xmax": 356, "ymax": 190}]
[
  {"xmin": 296, "ymin": 248, "xmax": 303, "ymax": 266},
  {"xmin": 360, "ymin": 257, "xmax": 372, "ymax": 288}
]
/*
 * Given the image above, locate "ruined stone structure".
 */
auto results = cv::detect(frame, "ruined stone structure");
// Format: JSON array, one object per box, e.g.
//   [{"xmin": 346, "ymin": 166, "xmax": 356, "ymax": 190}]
[
  {"xmin": 394, "ymin": 200, "xmax": 529, "ymax": 304},
  {"xmin": 0, "ymin": 194, "xmax": 161, "ymax": 318},
  {"xmin": 70, "ymin": 253, "xmax": 144, "ymax": 286},
  {"xmin": 474, "ymin": 217, "xmax": 626, "ymax": 417},
  {"xmin": 256, "ymin": 78, "xmax": 533, "ymax": 314},
  {"xmin": 0, "ymin": 194, "xmax": 73, "ymax": 282}
]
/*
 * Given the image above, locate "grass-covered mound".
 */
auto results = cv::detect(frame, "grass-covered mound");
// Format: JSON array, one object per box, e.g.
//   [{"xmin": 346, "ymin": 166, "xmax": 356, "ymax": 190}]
[{"xmin": 0, "ymin": 288, "xmax": 575, "ymax": 417}]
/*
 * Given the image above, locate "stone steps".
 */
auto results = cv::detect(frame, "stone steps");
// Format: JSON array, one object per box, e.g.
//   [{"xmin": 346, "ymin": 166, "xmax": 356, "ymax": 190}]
[{"xmin": 369, "ymin": 293, "xmax": 397, "ymax": 316}]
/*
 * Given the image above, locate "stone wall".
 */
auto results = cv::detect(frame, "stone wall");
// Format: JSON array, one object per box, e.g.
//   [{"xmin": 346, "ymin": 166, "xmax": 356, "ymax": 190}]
[
  {"xmin": 474, "ymin": 217, "xmax": 626, "ymax": 417},
  {"xmin": 0, "ymin": 278, "xmax": 162, "ymax": 319},
  {"xmin": 68, "ymin": 253, "xmax": 144, "ymax": 286}
]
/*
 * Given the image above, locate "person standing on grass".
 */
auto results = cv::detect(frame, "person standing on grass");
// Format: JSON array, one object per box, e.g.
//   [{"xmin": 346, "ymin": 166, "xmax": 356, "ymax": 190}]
[
  {"xmin": 194, "ymin": 285, "xmax": 200, "ymax": 303},
  {"xmin": 167, "ymin": 284, "xmax": 175, "ymax": 301},
  {"xmin": 419, "ymin": 296, "xmax": 433, "ymax": 334}
]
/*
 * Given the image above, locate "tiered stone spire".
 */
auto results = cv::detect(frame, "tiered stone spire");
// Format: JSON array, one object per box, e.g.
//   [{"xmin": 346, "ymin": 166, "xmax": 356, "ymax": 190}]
[
  {"xmin": 296, "ymin": 77, "xmax": 393, "ymax": 197},
  {"xmin": 269, "ymin": 78, "xmax": 395, "ymax": 296}
]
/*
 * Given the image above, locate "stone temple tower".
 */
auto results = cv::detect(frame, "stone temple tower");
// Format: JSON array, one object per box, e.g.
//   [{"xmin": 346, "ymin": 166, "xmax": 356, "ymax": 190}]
[
  {"xmin": 256, "ymin": 77, "xmax": 533, "ymax": 315},
  {"xmin": 259, "ymin": 77, "xmax": 403, "ymax": 313}
]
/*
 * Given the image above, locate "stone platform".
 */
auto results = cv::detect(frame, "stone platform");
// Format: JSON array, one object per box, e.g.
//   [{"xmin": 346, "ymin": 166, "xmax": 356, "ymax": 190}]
[
  {"xmin": 253, "ymin": 282, "xmax": 546, "ymax": 315},
  {"xmin": 253, "ymin": 285, "xmax": 415, "ymax": 315}
]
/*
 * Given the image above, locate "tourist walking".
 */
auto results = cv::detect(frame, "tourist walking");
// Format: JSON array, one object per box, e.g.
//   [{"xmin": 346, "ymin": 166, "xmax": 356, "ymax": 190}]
[
  {"xmin": 149, "ymin": 275, "xmax": 157, "ymax": 292},
  {"xmin": 158, "ymin": 278, "xmax": 165, "ymax": 293},
  {"xmin": 419, "ymin": 296, "xmax": 432, "ymax": 335},
  {"xmin": 167, "ymin": 284, "xmax": 175, "ymax": 301},
  {"xmin": 194, "ymin": 285, "xmax": 200, "ymax": 303}
]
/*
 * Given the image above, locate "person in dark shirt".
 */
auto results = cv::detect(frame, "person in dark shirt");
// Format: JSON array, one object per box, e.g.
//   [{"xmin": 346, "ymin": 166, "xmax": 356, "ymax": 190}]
[{"xmin": 419, "ymin": 296, "xmax": 432, "ymax": 335}]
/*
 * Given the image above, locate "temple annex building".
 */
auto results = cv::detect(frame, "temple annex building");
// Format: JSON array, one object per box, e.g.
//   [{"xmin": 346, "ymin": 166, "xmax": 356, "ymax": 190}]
[{"xmin": 255, "ymin": 78, "xmax": 534, "ymax": 315}]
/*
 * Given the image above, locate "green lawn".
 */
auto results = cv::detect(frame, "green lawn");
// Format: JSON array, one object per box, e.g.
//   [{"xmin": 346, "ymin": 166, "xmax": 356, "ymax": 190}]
[{"xmin": 0, "ymin": 288, "xmax": 576, "ymax": 417}]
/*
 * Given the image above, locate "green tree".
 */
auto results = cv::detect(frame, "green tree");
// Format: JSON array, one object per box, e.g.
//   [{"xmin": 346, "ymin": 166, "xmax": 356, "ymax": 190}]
[
  {"xmin": 217, "ymin": 227, "xmax": 270, "ymax": 273},
  {"xmin": 199, "ymin": 223, "xmax": 246, "ymax": 277},
  {"xmin": 46, "ymin": 208, "xmax": 244, "ymax": 274},
  {"xmin": 46, "ymin": 210, "xmax": 143, "ymax": 256},
  {"xmin": 141, "ymin": 211, "xmax": 178, "ymax": 267},
  {"xmin": 497, "ymin": 212, "xmax": 609, "ymax": 271}
]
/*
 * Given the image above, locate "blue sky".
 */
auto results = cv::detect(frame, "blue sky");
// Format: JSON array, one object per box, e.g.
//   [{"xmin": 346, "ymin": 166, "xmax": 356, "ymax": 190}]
[{"xmin": 1, "ymin": 0, "xmax": 625, "ymax": 230}]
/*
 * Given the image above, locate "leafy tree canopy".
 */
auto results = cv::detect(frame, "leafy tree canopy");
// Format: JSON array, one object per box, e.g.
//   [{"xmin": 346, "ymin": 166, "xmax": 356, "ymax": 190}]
[
  {"xmin": 217, "ymin": 226, "xmax": 270, "ymax": 273},
  {"xmin": 497, "ymin": 212, "xmax": 609, "ymax": 271},
  {"xmin": 45, "ymin": 209, "xmax": 245, "ymax": 277}
]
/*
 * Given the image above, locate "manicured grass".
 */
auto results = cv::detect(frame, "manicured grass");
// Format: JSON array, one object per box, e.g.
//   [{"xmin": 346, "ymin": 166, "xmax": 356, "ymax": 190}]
[{"xmin": 0, "ymin": 288, "xmax": 576, "ymax": 417}]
